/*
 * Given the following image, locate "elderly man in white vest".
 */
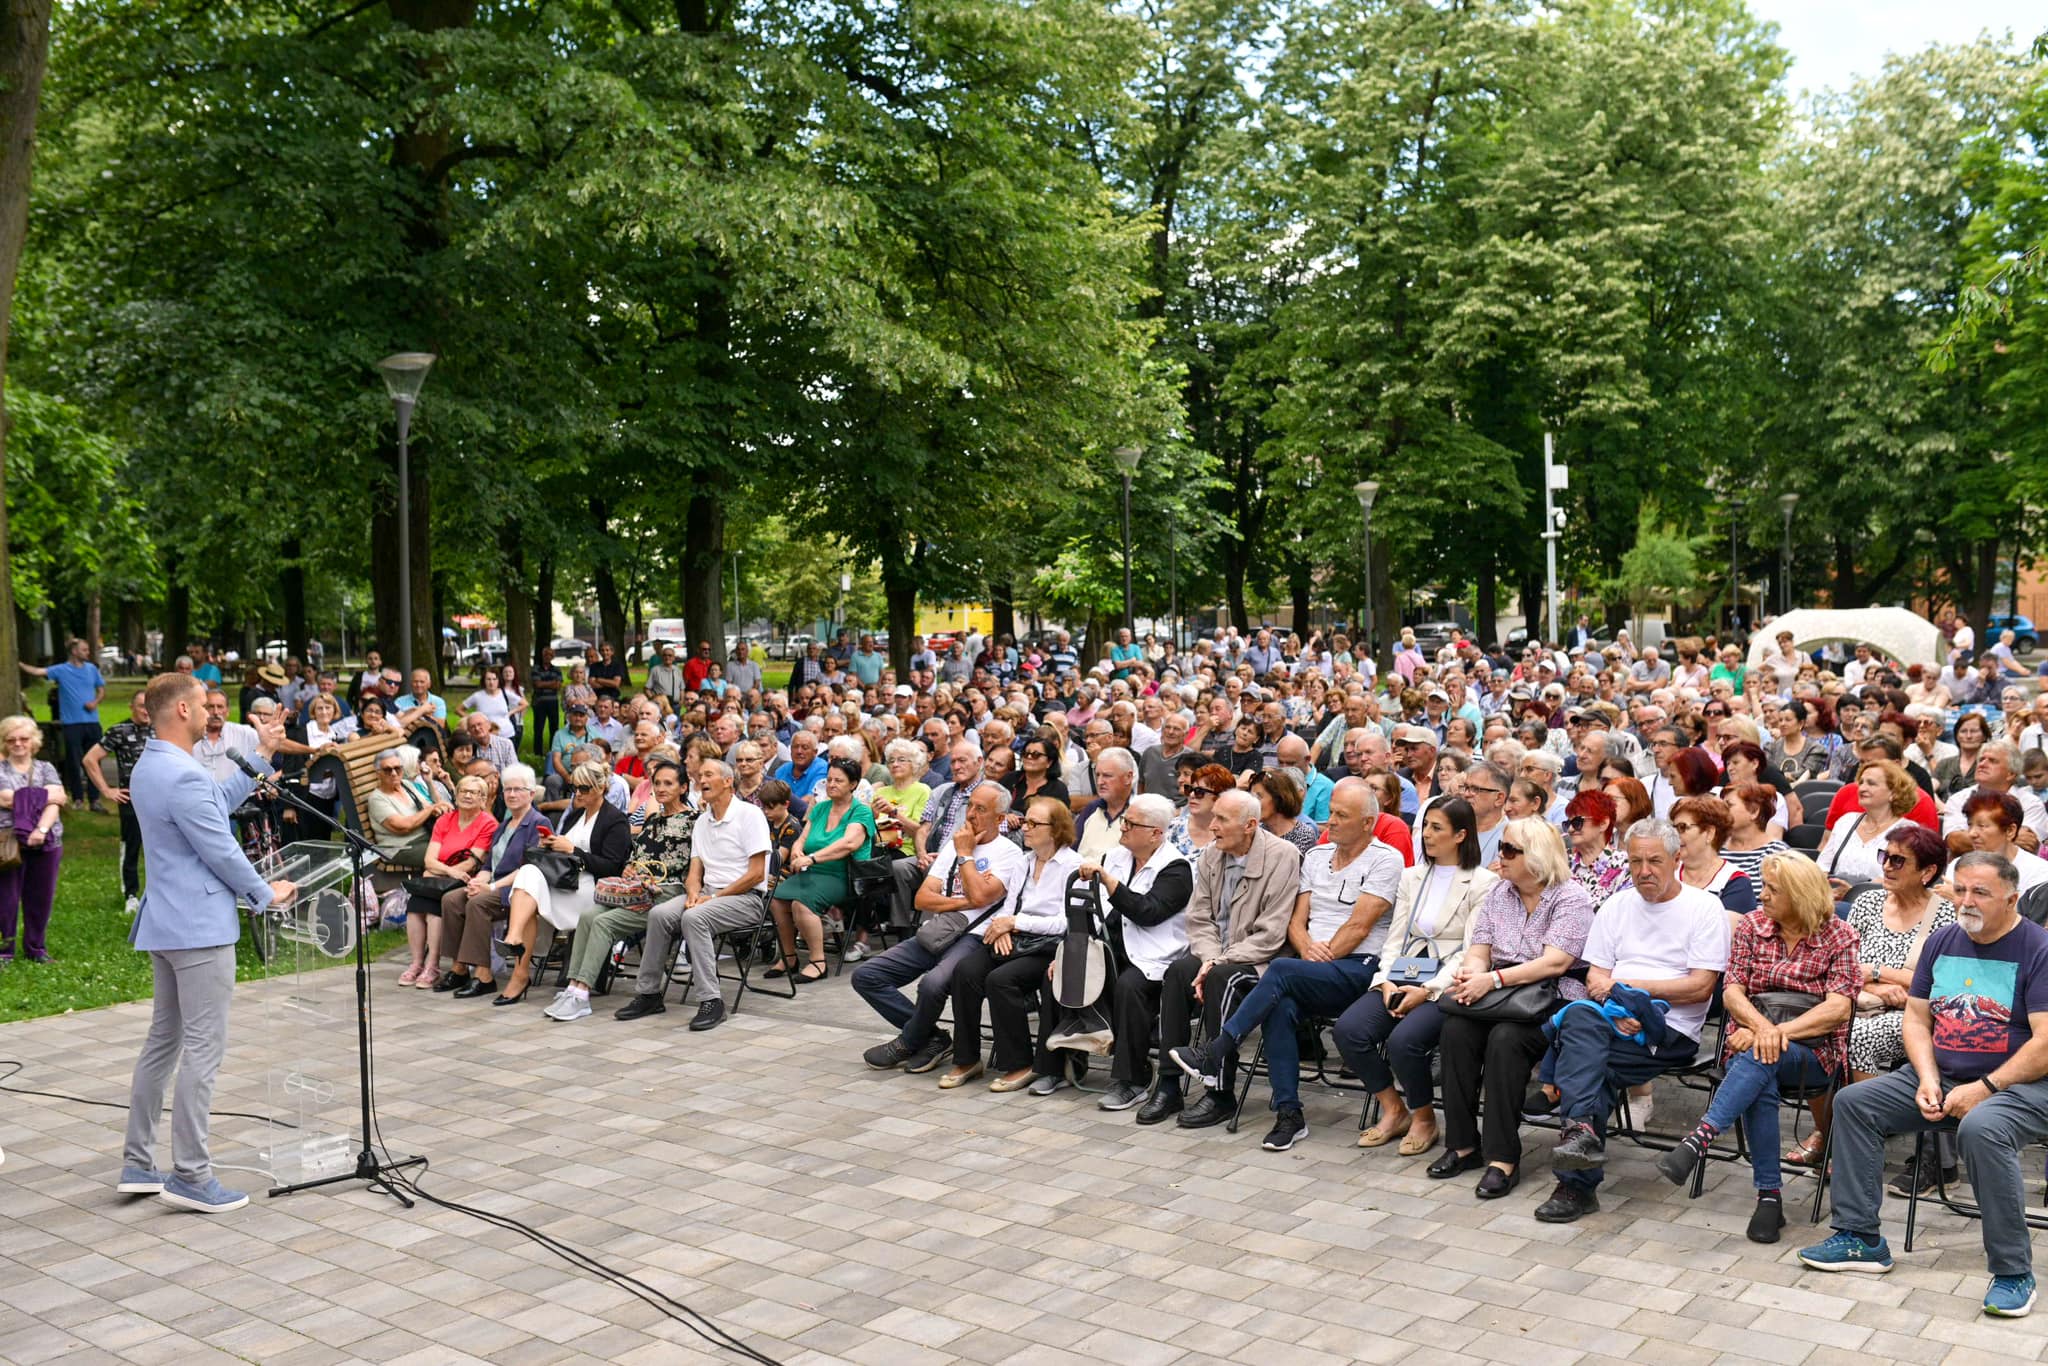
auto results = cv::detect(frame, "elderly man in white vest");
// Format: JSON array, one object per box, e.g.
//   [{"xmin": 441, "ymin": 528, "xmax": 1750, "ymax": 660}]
[{"xmin": 1077, "ymin": 793, "xmax": 1193, "ymax": 1110}]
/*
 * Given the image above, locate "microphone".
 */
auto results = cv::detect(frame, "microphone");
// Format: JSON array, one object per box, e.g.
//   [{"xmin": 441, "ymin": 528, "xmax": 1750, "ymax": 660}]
[{"xmin": 224, "ymin": 747, "xmax": 271, "ymax": 784}]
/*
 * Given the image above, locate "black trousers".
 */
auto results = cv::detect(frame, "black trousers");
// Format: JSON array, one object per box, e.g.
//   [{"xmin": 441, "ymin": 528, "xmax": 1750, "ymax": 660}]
[
  {"xmin": 532, "ymin": 697, "xmax": 561, "ymax": 754},
  {"xmin": 1437, "ymin": 1013, "xmax": 1549, "ymax": 1167},
  {"xmin": 1156, "ymin": 952, "xmax": 1258, "ymax": 1095},
  {"xmin": 951, "ymin": 941, "xmax": 1057, "ymax": 1071},
  {"xmin": 117, "ymin": 798, "xmax": 144, "ymax": 900},
  {"xmin": 1112, "ymin": 965, "xmax": 1164, "ymax": 1086}
]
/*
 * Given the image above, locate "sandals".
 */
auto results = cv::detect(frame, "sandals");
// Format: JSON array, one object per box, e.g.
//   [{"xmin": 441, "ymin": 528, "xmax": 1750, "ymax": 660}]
[
  {"xmin": 1784, "ymin": 1132, "xmax": 1827, "ymax": 1167},
  {"xmin": 1358, "ymin": 1115, "xmax": 1412, "ymax": 1148},
  {"xmin": 794, "ymin": 961, "xmax": 829, "ymax": 984},
  {"xmin": 762, "ymin": 954, "xmax": 801, "ymax": 980}
]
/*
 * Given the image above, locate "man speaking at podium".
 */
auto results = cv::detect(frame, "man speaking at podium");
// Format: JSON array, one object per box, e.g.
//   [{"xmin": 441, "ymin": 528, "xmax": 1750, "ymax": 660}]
[{"xmin": 118, "ymin": 670, "xmax": 296, "ymax": 1213}]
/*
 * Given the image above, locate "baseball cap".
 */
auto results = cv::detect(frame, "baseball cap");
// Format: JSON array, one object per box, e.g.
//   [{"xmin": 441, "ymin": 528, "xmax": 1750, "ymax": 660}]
[
  {"xmin": 1425, "ymin": 687, "xmax": 1449, "ymax": 702},
  {"xmin": 1393, "ymin": 724, "xmax": 1438, "ymax": 746},
  {"xmin": 568, "ymin": 703, "xmax": 590, "ymax": 715},
  {"xmin": 894, "ymin": 684, "xmax": 914, "ymax": 697}
]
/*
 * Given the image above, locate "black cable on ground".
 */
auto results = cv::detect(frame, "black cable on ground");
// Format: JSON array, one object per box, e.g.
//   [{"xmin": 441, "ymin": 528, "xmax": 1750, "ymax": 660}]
[{"xmin": 0, "ymin": 1052, "xmax": 781, "ymax": 1366}]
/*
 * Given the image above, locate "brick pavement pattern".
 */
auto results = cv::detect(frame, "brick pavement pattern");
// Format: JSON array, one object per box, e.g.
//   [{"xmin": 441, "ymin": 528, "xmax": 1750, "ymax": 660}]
[{"xmin": 2, "ymin": 950, "xmax": 2047, "ymax": 1365}]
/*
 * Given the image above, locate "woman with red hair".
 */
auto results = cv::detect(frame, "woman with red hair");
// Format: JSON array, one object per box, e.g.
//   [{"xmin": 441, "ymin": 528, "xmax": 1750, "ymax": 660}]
[{"xmin": 1564, "ymin": 789, "xmax": 1630, "ymax": 907}]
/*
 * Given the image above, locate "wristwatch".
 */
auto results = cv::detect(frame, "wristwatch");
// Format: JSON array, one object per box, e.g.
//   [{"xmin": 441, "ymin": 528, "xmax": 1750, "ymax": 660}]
[{"xmin": 1985, "ymin": 1075, "xmax": 2004, "ymax": 1095}]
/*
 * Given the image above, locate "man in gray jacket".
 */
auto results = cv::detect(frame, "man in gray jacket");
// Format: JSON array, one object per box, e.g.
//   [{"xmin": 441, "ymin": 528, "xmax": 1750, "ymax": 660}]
[{"xmin": 1136, "ymin": 789, "xmax": 1302, "ymax": 1128}]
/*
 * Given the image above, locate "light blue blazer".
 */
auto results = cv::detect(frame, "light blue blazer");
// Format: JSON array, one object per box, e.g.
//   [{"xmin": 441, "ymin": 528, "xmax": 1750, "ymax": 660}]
[{"xmin": 129, "ymin": 738, "xmax": 275, "ymax": 951}]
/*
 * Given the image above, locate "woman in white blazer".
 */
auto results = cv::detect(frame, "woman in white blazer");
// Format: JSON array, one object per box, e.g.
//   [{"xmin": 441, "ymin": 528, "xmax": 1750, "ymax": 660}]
[{"xmin": 1333, "ymin": 796, "xmax": 1497, "ymax": 1156}]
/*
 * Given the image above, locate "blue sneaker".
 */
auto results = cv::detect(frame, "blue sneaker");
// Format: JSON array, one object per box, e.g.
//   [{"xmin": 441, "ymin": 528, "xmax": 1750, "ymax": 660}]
[
  {"xmin": 1984, "ymin": 1274, "xmax": 2037, "ymax": 1318},
  {"xmin": 159, "ymin": 1174, "xmax": 249, "ymax": 1214},
  {"xmin": 1797, "ymin": 1231, "xmax": 1894, "ymax": 1274},
  {"xmin": 116, "ymin": 1165, "xmax": 165, "ymax": 1194}
]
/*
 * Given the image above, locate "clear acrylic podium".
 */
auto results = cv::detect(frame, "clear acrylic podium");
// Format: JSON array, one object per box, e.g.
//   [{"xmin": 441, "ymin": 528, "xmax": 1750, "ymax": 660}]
[{"xmin": 254, "ymin": 840, "xmax": 361, "ymax": 1186}]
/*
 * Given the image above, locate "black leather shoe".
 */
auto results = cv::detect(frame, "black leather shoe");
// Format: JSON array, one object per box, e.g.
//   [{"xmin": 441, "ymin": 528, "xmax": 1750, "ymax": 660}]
[
  {"xmin": 1135, "ymin": 1083, "xmax": 1184, "ymax": 1126},
  {"xmin": 1475, "ymin": 1165, "xmax": 1520, "ymax": 1200},
  {"xmin": 614, "ymin": 993, "xmax": 667, "ymax": 1021},
  {"xmin": 432, "ymin": 971, "xmax": 471, "ymax": 994},
  {"xmin": 689, "ymin": 999, "xmax": 726, "ymax": 1032},
  {"xmin": 490, "ymin": 985, "xmax": 529, "ymax": 1006},
  {"xmin": 1427, "ymin": 1149, "xmax": 1485, "ymax": 1180},
  {"xmin": 1176, "ymin": 1091, "xmax": 1234, "ymax": 1130},
  {"xmin": 451, "ymin": 978, "xmax": 493, "ymax": 1000},
  {"xmin": 1534, "ymin": 1181, "xmax": 1600, "ymax": 1223}
]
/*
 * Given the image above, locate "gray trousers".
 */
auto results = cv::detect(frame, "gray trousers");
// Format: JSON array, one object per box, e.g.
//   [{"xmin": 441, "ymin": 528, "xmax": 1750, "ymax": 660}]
[
  {"xmin": 1830, "ymin": 1066, "xmax": 2048, "ymax": 1276},
  {"xmin": 637, "ymin": 891, "xmax": 767, "ymax": 1005},
  {"xmin": 124, "ymin": 944, "xmax": 237, "ymax": 1183}
]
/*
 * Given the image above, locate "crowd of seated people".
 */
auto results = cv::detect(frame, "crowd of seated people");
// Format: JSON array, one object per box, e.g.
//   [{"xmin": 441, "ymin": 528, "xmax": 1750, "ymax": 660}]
[{"xmin": 253, "ymin": 620, "xmax": 2048, "ymax": 1317}]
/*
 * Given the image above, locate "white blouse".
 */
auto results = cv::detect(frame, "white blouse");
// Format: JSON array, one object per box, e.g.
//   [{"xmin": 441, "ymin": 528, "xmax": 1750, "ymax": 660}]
[{"xmin": 1009, "ymin": 846, "xmax": 1083, "ymax": 937}]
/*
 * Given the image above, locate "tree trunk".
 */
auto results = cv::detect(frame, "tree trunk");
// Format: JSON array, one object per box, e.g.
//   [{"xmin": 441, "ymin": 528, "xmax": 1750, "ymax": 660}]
[
  {"xmin": 884, "ymin": 573, "xmax": 917, "ymax": 680},
  {"xmin": 281, "ymin": 536, "xmax": 307, "ymax": 661},
  {"xmin": 164, "ymin": 565, "xmax": 189, "ymax": 666},
  {"xmin": 681, "ymin": 472, "xmax": 727, "ymax": 662},
  {"xmin": 501, "ymin": 521, "xmax": 533, "ymax": 682},
  {"xmin": 535, "ymin": 555, "xmax": 557, "ymax": 666},
  {"xmin": 1968, "ymin": 540, "xmax": 1998, "ymax": 630},
  {"xmin": 588, "ymin": 497, "xmax": 626, "ymax": 651},
  {"xmin": 1224, "ymin": 549, "xmax": 1250, "ymax": 633},
  {"xmin": 990, "ymin": 580, "xmax": 1014, "ymax": 644},
  {"xmin": 0, "ymin": 1, "xmax": 53, "ymax": 717},
  {"xmin": 84, "ymin": 589, "xmax": 102, "ymax": 657},
  {"xmin": 1475, "ymin": 560, "xmax": 1498, "ymax": 646},
  {"xmin": 118, "ymin": 597, "xmax": 145, "ymax": 663},
  {"xmin": 1287, "ymin": 555, "xmax": 1311, "ymax": 641}
]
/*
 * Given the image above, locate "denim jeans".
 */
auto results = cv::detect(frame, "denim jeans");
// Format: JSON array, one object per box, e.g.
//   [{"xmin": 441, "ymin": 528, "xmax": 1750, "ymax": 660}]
[
  {"xmin": 850, "ymin": 932, "xmax": 981, "ymax": 1047},
  {"xmin": 1547, "ymin": 1006, "xmax": 1698, "ymax": 1190},
  {"xmin": 1220, "ymin": 956, "xmax": 1376, "ymax": 1111},
  {"xmin": 1700, "ymin": 1040, "xmax": 1831, "ymax": 1191}
]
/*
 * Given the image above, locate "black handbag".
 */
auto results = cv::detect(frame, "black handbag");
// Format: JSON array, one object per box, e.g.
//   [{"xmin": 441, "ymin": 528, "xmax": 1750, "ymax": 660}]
[
  {"xmin": 1752, "ymin": 989, "xmax": 1825, "ymax": 1026},
  {"xmin": 1437, "ymin": 972, "xmax": 1561, "ymax": 1025},
  {"xmin": 522, "ymin": 847, "xmax": 582, "ymax": 891},
  {"xmin": 403, "ymin": 874, "xmax": 465, "ymax": 901}
]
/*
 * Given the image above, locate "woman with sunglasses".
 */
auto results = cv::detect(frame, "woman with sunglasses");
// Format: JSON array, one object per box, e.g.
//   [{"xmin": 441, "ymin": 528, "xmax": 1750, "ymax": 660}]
[
  {"xmin": 1672, "ymin": 796, "xmax": 1757, "ymax": 923},
  {"xmin": 941, "ymin": 796, "xmax": 1082, "ymax": 1092},
  {"xmin": 1010, "ymin": 734, "xmax": 1069, "ymax": 808},
  {"xmin": 1168, "ymin": 763, "xmax": 1236, "ymax": 857},
  {"xmin": 1778, "ymin": 825, "xmax": 1957, "ymax": 1174},
  {"xmin": 493, "ymin": 759, "xmax": 634, "ymax": 1005},
  {"xmin": 1343, "ymin": 797, "xmax": 1495, "ymax": 1155},
  {"xmin": 1564, "ymin": 790, "xmax": 1631, "ymax": 907},
  {"xmin": 1433, "ymin": 819, "xmax": 1594, "ymax": 1197}
]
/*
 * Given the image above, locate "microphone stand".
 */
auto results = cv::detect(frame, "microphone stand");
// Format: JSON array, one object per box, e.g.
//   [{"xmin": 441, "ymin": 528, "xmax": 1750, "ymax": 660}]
[{"xmin": 252, "ymin": 768, "xmax": 426, "ymax": 1208}]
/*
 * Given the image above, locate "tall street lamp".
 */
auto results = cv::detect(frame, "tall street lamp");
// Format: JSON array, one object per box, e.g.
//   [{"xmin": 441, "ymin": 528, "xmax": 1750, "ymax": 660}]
[
  {"xmin": 375, "ymin": 352, "xmax": 435, "ymax": 679},
  {"xmin": 1779, "ymin": 492, "xmax": 1800, "ymax": 618},
  {"xmin": 1727, "ymin": 498, "xmax": 1746, "ymax": 637},
  {"xmin": 1114, "ymin": 445, "xmax": 1142, "ymax": 633},
  {"xmin": 1353, "ymin": 480, "xmax": 1379, "ymax": 667}
]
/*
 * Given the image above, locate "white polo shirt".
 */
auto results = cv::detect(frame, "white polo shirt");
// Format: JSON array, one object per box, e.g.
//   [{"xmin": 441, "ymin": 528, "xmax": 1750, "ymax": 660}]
[
  {"xmin": 926, "ymin": 834, "xmax": 1028, "ymax": 931},
  {"xmin": 693, "ymin": 798, "xmax": 772, "ymax": 891}
]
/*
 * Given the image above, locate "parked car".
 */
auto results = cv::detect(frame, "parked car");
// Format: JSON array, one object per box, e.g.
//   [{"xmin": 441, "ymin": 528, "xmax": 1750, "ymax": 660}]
[
  {"xmin": 637, "ymin": 636, "xmax": 685, "ymax": 664},
  {"xmin": 548, "ymin": 638, "xmax": 593, "ymax": 663},
  {"xmin": 772, "ymin": 634, "xmax": 816, "ymax": 660},
  {"xmin": 1408, "ymin": 620, "xmax": 1465, "ymax": 654},
  {"xmin": 458, "ymin": 641, "xmax": 508, "ymax": 671},
  {"xmin": 1985, "ymin": 614, "xmax": 2038, "ymax": 654}
]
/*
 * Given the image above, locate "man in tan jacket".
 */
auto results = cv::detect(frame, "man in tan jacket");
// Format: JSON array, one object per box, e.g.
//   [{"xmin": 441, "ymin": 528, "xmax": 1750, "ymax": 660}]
[{"xmin": 1135, "ymin": 789, "xmax": 1302, "ymax": 1128}]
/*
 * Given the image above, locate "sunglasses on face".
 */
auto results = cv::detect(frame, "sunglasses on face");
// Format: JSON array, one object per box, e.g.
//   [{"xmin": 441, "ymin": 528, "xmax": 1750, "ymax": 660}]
[
  {"xmin": 1880, "ymin": 851, "xmax": 1910, "ymax": 871},
  {"xmin": 1564, "ymin": 816, "xmax": 1591, "ymax": 831},
  {"xmin": 1498, "ymin": 843, "xmax": 1524, "ymax": 860}
]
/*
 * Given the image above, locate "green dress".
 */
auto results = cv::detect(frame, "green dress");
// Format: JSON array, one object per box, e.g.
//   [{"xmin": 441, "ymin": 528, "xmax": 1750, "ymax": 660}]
[{"xmin": 775, "ymin": 798, "xmax": 877, "ymax": 913}]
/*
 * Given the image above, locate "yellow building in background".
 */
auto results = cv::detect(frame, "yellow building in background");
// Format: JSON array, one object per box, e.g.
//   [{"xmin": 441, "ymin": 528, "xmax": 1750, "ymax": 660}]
[{"xmin": 916, "ymin": 603, "xmax": 993, "ymax": 637}]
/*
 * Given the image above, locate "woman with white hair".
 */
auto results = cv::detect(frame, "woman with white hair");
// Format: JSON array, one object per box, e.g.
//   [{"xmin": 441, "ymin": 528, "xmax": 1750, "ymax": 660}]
[
  {"xmin": 490, "ymin": 760, "xmax": 634, "ymax": 1005},
  {"xmin": 872, "ymin": 739, "xmax": 932, "ymax": 858},
  {"xmin": 0, "ymin": 715, "xmax": 67, "ymax": 962},
  {"xmin": 433, "ymin": 763, "xmax": 548, "ymax": 996}
]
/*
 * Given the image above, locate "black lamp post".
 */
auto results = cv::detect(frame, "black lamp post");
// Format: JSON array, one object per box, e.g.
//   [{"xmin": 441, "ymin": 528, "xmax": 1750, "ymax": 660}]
[{"xmin": 375, "ymin": 352, "xmax": 436, "ymax": 678}]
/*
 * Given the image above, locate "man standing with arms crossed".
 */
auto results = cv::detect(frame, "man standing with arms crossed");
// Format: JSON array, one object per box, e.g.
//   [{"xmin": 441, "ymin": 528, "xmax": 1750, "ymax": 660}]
[{"xmin": 118, "ymin": 672, "xmax": 296, "ymax": 1213}]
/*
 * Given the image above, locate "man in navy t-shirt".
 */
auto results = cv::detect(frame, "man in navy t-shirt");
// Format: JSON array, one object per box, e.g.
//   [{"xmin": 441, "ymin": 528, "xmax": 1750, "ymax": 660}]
[
  {"xmin": 1799, "ymin": 852, "xmax": 2048, "ymax": 1318},
  {"xmin": 19, "ymin": 638, "xmax": 106, "ymax": 810}
]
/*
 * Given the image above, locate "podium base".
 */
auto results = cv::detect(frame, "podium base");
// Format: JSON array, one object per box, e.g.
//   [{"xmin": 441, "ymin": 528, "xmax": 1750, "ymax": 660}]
[{"xmin": 269, "ymin": 1148, "xmax": 427, "ymax": 1208}]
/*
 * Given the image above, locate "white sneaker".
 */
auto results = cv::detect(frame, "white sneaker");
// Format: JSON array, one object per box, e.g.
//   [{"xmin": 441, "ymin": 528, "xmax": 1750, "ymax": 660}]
[
  {"xmin": 544, "ymin": 992, "xmax": 591, "ymax": 1022},
  {"xmin": 1629, "ymin": 1090, "xmax": 1655, "ymax": 1132},
  {"xmin": 842, "ymin": 942, "xmax": 870, "ymax": 963},
  {"xmin": 124, "ymin": 896, "xmax": 140, "ymax": 916}
]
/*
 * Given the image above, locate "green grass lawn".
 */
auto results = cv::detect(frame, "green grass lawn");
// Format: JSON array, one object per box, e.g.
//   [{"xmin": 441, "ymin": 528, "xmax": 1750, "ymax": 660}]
[
  {"xmin": 8, "ymin": 659, "xmax": 790, "ymax": 1024},
  {"xmin": 3, "ymin": 805, "xmax": 406, "ymax": 1024}
]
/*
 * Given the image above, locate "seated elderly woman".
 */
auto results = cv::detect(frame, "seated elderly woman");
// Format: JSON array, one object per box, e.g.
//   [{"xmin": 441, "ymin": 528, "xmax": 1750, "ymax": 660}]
[
  {"xmin": 1657, "ymin": 854, "xmax": 1859, "ymax": 1244},
  {"xmin": 1565, "ymin": 790, "xmax": 1630, "ymax": 907},
  {"xmin": 1432, "ymin": 819, "xmax": 1595, "ymax": 1196},
  {"xmin": 1953, "ymin": 790, "xmax": 2048, "ymax": 895},
  {"xmin": 1819, "ymin": 760, "xmax": 1919, "ymax": 901},
  {"xmin": 764, "ymin": 757, "xmax": 876, "ymax": 983},
  {"xmin": 434, "ymin": 763, "xmax": 547, "ymax": 998},
  {"xmin": 541, "ymin": 759, "xmax": 699, "ymax": 1022},
  {"xmin": 940, "ymin": 797, "xmax": 1083, "ymax": 1092},
  {"xmin": 490, "ymin": 760, "xmax": 634, "ymax": 1005},
  {"xmin": 1246, "ymin": 767, "xmax": 1320, "ymax": 855},
  {"xmin": 1672, "ymin": 796, "xmax": 1757, "ymax": 920},
  {"xmin": 1339, "ymin": 797, "xmax": 1496, "ymax": 1154},
  {"xmin": 1721, "ymin": 783, "xmax": 1790, "ymax": 884},
  {"xmin": 400, "ymin": 774, "xmax": 499, "ymax": 988}
]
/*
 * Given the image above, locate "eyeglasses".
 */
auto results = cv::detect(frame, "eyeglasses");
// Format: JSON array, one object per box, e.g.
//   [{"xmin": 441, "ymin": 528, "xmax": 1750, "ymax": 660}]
[
  {"xmin": 1564, "ymin": 816, "xmax": 1589, "ymax": 831},
  {"xmin": 1191, "ymin": 788, "xmax": 1224, "ymax": 800},
  {"xmin": 1466, "ymin": 785, "xmax": 1503, "ymax": 797},
  {"xmin": 1880, "ymin": 851, "xmax": 1910, "ymax": 871},
  {"xmin": 573, "ymin": 782, "xmax": 601, "ymax": 793},
  {"xmin": 1123, "ymin": 821, "xmax": 1163, "ymax": 833},
  {"xmin": 1498, "ymin": 842, "xmax": 1524, "ymax": 860},
  {"xmin": 378, "ymin": 764, "xmax": 404, "ymax": 774},
  {"xmin": 1672, "ymin": 821, "xmax": 1699, "ymax": 835},
  {"xmin": 1021, "ymin": 817, "xmax": 1052, "ymax": 829}
]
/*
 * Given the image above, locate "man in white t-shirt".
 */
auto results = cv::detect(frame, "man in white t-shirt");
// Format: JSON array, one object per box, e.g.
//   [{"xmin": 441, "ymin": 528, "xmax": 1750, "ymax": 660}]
[
  {"xmin": 613, "ymin": 759, "xmax": 774, "ymax": 1032},
  {"xmin": 853, "ymin": 785, "xmax": 1026, "ymax": 1074},
  {"xmin": 1166, "ymin": 779, "xmax": 1401, "ymax": 1151},
  {"xmin": 1537, "ymin": 819, "xmax": 1730, "ymax": 1224}
]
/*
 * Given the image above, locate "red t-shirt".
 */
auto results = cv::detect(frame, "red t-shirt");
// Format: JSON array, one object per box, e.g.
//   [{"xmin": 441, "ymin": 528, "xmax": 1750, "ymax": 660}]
[
  {"xmin": 1825, "ymin": 783, "xmax": 1940, "ymax": 832},
  {"xmin": 429, "ymin": 809, "xmax": 499, "ymax": 865},
  {"xmin": 1314, "ymin": 812, "xmax": 1413, "ymax": 865},
  {"xmin": 682, "ymin": 657, "xmax": 711, "ymax": 691}
]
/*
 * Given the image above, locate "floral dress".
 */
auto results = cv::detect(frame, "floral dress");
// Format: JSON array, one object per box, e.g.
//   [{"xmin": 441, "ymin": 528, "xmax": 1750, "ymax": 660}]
[
  {"xmin": 1846, "ymin": 888, "xmax": 1956, "ymax": 1074},
  {"xmin": 1568, "ymin": 847, "xmax": 1631, "ymax": 908}
]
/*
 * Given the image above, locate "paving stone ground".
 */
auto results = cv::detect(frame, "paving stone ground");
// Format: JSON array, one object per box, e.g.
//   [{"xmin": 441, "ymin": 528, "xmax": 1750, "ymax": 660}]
[{"xmin": 3, "ymin": 949, "xmax": 2048, "ymax": 1366}]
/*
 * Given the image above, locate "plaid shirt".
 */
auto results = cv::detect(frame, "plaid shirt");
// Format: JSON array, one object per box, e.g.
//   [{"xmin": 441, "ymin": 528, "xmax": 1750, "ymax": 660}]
[{"xmin": 1725, "ymin": 910, "xmax": 1862, "ymax": 1080}]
